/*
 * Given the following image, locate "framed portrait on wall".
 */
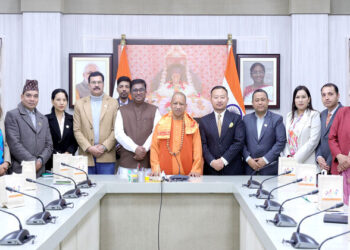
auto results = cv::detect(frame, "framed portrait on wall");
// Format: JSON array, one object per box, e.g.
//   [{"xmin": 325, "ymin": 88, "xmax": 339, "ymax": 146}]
[
  {"xmin": 237, "ymin": 54, "xmax": 280, "ymax": 109},
  {"xmin": 113, "ymin": 39, "xmax": 237, "ymax": 117},
  {"xmin": 69, "ymin": 53, "xmax": 113, "ymax": 108}
]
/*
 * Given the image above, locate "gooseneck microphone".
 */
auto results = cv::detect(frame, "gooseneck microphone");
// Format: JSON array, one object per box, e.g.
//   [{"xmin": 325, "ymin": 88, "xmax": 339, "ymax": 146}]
[
  {"xmin": 61, "ymin": 162, "xmax": 96, "ymax": 188},
  {"xmin": 169, "ymin": 155, "xmax": 189, "ymax": 182},
  {"xmin": 257, "ymin": 178, "xmax": 303, "ymax": 211},
  {"xmin": 0, "ymin": 209, "xmax": 35, "ymax": 245},
  {"xmin": 318, "ymin": 230, "xmax": 350, "ymax": 249},
  {"xmin": 5, "ymin": 187, "xmax": 56, "ymax": 225},
  {"xmin": 47, "ymin": 170, "xmax": 86, "ymax": 199},
  {"xmin": 283, "ymin": 202, "xmax": 344, "ymax": 249},
  {"xmin": 266, "ymin": 189, "xmax": 319, "ymax": 227},
  {"xmin": 243, "ymin": 160, "xmax": 277, "ymax": 189},
  {"xmin": 26, "ymin": 178, "xmax": 73, "ymax": 210},
  {"xmin": 249, "ymin": 170, "xmax": 292, "ymax": 199}
]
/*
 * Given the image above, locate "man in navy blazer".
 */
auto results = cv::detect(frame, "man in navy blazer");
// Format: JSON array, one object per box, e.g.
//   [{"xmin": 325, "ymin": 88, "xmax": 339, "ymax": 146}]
[
  {"xmin": 243, "ymin": 89, "xmax": 286, "ymax": 175},
  {"xmin": 316, "ymin": 83, "xmax": 342, "ymax": 173},
  {"xmin": 199, "ymin": 86, "xmax": 245, "ymax": 175}
]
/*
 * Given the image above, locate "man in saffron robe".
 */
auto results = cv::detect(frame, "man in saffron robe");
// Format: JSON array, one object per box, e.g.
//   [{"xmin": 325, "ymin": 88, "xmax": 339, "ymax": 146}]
[{"xmin": 150, "ymin": 92, "xmax": 203, "ymax": 176}]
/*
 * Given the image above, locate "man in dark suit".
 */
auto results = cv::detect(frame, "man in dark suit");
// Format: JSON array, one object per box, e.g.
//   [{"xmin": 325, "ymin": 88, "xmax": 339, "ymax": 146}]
[
  {"xmin": 199, "ymin": 86, "xmax": 245, "ymax": 175},
  {"xmin": 316, "ymin": 83, "xmax": 342, "ymax": 173},
  {"xmin": 243, "ymin": 89, "xmax": 286, "ymax": 175}
]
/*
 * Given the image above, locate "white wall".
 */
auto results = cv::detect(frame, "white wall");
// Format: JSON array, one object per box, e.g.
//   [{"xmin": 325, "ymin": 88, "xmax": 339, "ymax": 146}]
[
  {"xmin": 329, "ymin": 15, "xmax": 350, "ymax": 105},
  {"xmin": 0, "ymin": 14, "xmax": 22, "ymax": 113}
]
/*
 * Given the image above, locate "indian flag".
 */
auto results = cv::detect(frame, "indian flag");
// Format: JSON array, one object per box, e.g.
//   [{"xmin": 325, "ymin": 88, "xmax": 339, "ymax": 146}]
[{"xmin": 222, "ymin": 46, "xmax": 246, "ymax": 116}]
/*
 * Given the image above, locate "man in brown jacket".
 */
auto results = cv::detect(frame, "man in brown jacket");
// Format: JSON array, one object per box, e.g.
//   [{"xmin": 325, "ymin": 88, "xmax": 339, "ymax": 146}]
[
  {"xmin": 115, "ymin": 79, "xmax": 160, "ymax": 171},
  {"xmin": 74, "ymin": 71, "xmax": 118, "ymax": 174}
]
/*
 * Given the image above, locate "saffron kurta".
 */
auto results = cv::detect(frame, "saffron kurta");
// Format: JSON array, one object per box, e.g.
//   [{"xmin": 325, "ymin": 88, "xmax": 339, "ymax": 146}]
[{"xmin": 150, "ymin": 112, "xmax": 203, "ymax": 175}]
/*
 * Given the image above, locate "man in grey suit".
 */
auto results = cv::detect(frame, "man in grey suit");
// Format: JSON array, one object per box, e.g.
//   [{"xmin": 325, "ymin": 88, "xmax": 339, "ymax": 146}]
[
  {"xmin": 243, "ymin": 89, "xmax": 286, "ymax": 175},
  {"xmin": 316, "ymin": 83, "xmax": 342, "ymax": 173},
  {"xmin": 5, "ymin": 80, "xmax": 53, "ymax": 177}
]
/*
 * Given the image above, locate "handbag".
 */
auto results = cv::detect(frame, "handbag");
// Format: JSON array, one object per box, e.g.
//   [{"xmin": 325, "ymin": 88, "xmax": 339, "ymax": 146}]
[
  {"xmin": 318, "ymin": 170, "xmax": 343, "ymax": 211},
  {"xmin": 0, "ymin": 173, "xmax": 25, "ymax": 208},
  {"xmin": 278, "ymin": 157, "xmax": 297, "ymax": 183},
  {"xmin": 21, "ymin": 161, "xmax": 36, "ymax": 190}
]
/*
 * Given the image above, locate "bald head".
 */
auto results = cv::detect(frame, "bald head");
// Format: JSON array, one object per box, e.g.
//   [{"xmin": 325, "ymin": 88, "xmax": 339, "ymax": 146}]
[
  {"xmin": 171, "ymin": 92, "xmax": 187, "ymax": 120},
  {"xmin": 83, "ymin": 63, "xmax": 99, "ymax": 82}
]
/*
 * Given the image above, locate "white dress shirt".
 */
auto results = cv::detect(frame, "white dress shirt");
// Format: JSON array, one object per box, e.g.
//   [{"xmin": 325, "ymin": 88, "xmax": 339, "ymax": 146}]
[
  {"xmin": 57, "ymin": 113, "xmax": 65, "ymax": 138},
  {"xmin": 115, "ymin": 108, "xmax": 161, "ymax": 153}
]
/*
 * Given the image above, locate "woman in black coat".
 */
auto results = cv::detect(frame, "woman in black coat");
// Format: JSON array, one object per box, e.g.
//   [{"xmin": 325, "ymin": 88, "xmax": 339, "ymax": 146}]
[{"xmin": 45, "ymin": 89, "xmax": 78, "ymax": 171}]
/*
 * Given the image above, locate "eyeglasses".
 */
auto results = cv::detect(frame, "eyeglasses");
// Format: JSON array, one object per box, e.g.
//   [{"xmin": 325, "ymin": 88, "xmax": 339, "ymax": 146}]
[
  {"xmin": 131, "ymin": 88, "xmax": 146, "ymax": 93},
  {"xmin": 90, "ymin": 81, "xmax": 103, "ymax": 85}
]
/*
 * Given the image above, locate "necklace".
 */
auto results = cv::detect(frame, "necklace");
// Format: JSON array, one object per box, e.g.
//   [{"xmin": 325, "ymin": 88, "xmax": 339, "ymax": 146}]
[{"xmin": 166, "ymin": 118, "xmax": 185, "ymax": 156}]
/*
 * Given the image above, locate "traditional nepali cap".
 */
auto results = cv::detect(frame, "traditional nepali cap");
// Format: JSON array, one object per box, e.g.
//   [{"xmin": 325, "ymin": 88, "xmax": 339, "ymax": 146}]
[{"xmin": 23, "ymin": 80, "xmax": 39, "ymax": 94}]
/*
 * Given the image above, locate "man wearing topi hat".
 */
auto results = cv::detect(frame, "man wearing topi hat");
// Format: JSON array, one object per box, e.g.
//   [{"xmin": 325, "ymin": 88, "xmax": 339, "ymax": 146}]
[{"xmin": 5, "ymin": 80, "xmax": 53, "ymax": 177}]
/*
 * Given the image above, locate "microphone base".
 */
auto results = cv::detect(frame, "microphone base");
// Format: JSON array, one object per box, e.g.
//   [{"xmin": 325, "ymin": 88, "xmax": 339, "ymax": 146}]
[
  {"xmin": 289, "ymin": 232, "xmax": 319, "ymax": 249},
  {"xmin": 272, "ymin": 213, "xmax": 297, "ymax": 227},
  {"xmin": 255, "ymin": 189, "xmax": 274, "ymax": 199},
  {"xmin": 63, "ymin": 188, "xmax": 81, "ymax": 199},
  {"xmin": 45, "ymin": 198, "xmax": 68, "ymax": 210},
  {"xmin": 77, "ymin": 179, "xmax": 96, "ymax": 189},
  {"xmin": 169, "ymin": 175, "xmax": 189, "ymax": 182},
  {"xmin": 243, "ymin": 179, "xmax": 261, "ymax": 189},
  {"xmin": 263, "ymin": 200, "xmax": 282, "ymax": 211},
  {"xmin": 0, "ymin": 229, "xmax": 35, "ymax": 245},
  {"xmin": 26, "ymin": 211, "xmax": 52, "ymax": 225}
]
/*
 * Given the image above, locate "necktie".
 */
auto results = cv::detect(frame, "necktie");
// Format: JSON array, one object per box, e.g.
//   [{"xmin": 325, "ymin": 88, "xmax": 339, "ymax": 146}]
[
  {"xmin": 326, "ymin": 112, "xmax": 332, "ymax": 127},
  {"xmin": 218, "ymin": 114, "xmax": 222, "ymax": 137}
]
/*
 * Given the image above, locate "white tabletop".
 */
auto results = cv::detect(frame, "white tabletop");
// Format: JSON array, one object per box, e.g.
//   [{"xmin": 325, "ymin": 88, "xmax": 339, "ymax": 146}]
[{"xmin": 0, "ymin": 175, "xmax": 348, "ymax": 250}]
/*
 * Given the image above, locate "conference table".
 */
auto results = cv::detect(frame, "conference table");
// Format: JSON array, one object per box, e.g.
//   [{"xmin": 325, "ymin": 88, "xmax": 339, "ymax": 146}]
[{"xmin": 0, "ymin": 175, "xmax": 348, "ymax": 250}]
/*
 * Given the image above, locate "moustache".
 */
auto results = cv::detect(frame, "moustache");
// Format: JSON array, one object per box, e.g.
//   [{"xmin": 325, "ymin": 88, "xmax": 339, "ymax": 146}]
[{"xmin": 93, "ymin": 87, "xmax": 100, "ymax": 90}]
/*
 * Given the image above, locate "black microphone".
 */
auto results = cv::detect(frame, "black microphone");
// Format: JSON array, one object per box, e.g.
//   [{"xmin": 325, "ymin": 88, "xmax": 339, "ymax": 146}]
[
  {"xmin": 0, "ymin": 209, "xmax": 35, "ymax": 245},
  {"xmin": 26, "ymin": 178, "xmax": 73, "ymax": 210},
  {"xmin": 283, "ymin": 202, "xmax": 344, "ymax": 249},
  {"xmin": 169, "ymin": 154, "xmax": 189, "ymax": 182},
  {"xmin": 5, "ymin": 187, "xmax": 56, "ymax": 225},
  {"xmin": 61, "ymin": 162, "xmax": 96, "ymax": 188},
  {"xmin": 266, "ymin": 189, "xmax": 319, "ymax": 227},
  {"xmin": 257, "ymin": 178, "xmax": 303, "ymax": 211},
  {"xmin": 318, "ymin": 230, "xmax": 350, "ymax": 249},
  {"xmin": 47, "ymin": 170, "xmax": 86, "ymax": 199},
  {"xmin": 249, "ymin": 170, "xmax": 292, "ymax": 199},
  {"xmin": 243, "ymin": 160, "xmax": 277, "ymax": 189}
]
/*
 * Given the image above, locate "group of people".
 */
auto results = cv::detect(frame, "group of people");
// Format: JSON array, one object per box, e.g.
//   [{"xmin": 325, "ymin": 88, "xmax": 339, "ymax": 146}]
[{"xmin": 0, "ymin": 72, "xmax": 349, "ymax": 202}]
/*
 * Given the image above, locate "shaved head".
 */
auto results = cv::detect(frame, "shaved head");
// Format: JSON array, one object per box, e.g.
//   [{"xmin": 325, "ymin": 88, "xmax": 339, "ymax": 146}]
[
  {"xmin": 171, "ymin": 92, "xmax": 186, "ymax": 103},
  {"xmin": 171, "ymin": 92, "xmax": 187, "ymax": 120}
]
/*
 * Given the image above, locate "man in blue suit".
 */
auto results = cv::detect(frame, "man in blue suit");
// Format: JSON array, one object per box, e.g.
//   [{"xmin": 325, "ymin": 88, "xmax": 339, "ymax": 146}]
[
  {"xmin": 243, "ymin": 89, "xmax": 286, "ymax": 175},
  {"xmin": 316, "ymin": 83, "xmax": 342, "ymax": 173},
  {"xmin": 199, "ymin": 86, "xmax": 245, "ymax": 175}
]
